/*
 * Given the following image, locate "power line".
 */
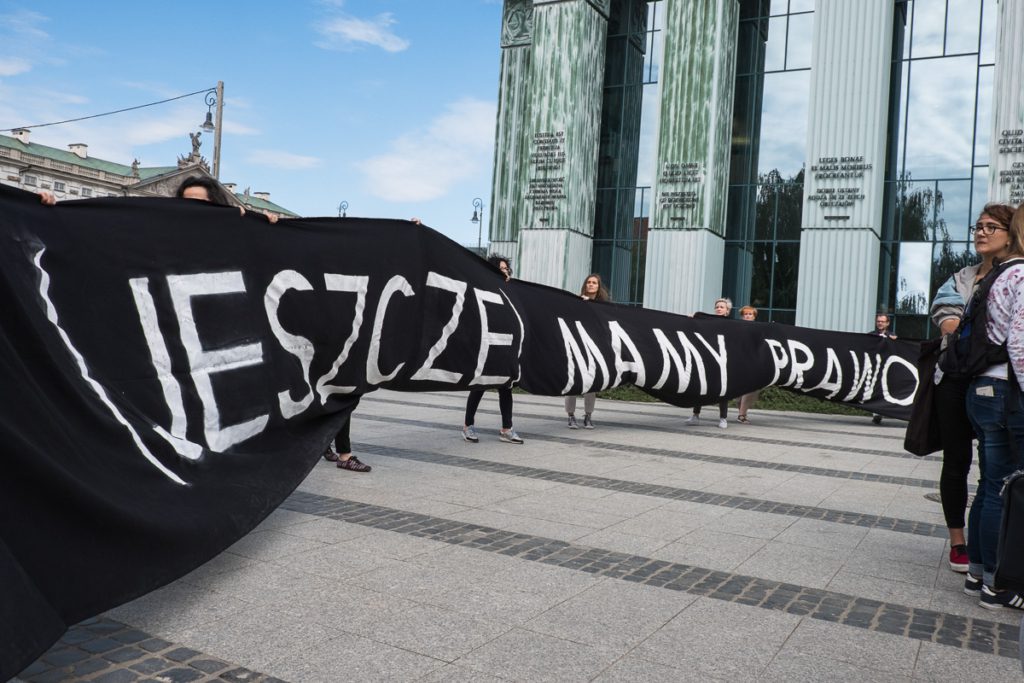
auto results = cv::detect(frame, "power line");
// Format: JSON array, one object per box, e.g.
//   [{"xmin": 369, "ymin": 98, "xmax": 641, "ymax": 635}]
[{"xmin": 0, "ymin": 86, "xmax": 217, "ymax": 133}]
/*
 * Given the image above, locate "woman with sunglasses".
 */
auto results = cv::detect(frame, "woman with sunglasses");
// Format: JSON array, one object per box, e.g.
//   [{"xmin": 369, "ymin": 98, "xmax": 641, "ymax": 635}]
[{"xmin": 929, "ymin": 204, "xmax": 1014, "ymax": 576}]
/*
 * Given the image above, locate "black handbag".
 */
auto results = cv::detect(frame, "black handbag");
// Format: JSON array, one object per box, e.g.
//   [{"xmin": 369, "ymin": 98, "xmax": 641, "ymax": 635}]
[
  {"xmin": 995, "ymin": 469, "xmax": 1024, "ymax": 592},
  {"xmin": 903, "ymin": 338, "xmax": 943, "ymax": 456}
]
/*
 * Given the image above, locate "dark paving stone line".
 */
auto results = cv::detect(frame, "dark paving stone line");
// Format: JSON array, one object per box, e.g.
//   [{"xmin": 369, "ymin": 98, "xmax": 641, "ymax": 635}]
[
  {"xmin": 281, "ymin": 490, "xmax": 1020, "ymax": 660},
  {"xmin": 362, "ymin": 394, "xmax": 920, "ymax": 460},
  {"xmin": 356, "ymin": 412, "xmax": 941, "ymax": 490},
  {"xmin": 352, "ymin": 441, "xmax": 949, "ymax": 539},
  {"xmin": 17, "ymin": 616, "xmax": 285, "ymax": 683}
]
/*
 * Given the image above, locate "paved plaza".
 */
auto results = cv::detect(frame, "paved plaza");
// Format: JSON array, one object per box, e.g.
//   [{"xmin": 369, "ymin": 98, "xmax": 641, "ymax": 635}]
[{"xmin": 16, "ymin": 390, "xmax": 1024, "ymax": 682}]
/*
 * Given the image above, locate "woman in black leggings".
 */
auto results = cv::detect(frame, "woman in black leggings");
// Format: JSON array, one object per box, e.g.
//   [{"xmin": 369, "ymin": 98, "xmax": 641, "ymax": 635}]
[{"xmin": 461, "ymin": 256, "xmax": 523, "ymax": 445}]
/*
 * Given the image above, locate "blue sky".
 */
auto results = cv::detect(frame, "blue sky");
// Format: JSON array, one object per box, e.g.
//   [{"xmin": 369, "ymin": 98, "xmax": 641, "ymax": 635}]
[{"xmin": 0, "ymin": 0, "xmax": 502, "ymax": 246}]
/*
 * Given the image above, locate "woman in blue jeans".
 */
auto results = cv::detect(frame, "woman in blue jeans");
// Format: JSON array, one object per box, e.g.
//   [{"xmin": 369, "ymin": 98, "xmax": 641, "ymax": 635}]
[{"xmin": 964, "ymin": 206, "xmax": 1024, "ymax": 610}]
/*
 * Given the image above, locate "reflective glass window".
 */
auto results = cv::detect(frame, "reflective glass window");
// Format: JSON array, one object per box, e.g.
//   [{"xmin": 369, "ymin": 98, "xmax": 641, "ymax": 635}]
[{"xmin": 881, "ymin": 0, "xmax": 990, "ymax": 337}]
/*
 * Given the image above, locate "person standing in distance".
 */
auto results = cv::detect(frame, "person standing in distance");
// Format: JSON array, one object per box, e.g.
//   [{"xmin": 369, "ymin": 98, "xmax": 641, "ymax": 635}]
[
  {"xmin": 565, "ymin": 274, "xmax": 610, "ymax": 429},
  {"xmin": 462, "ymin": 256, "xmax": 523, "ymax": 444}
]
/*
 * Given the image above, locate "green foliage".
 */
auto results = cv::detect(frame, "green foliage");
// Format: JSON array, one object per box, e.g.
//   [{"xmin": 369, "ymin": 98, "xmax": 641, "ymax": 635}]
[{"xmin": 596, "ymin": 384, "xmax": 869, "ymax": 416}]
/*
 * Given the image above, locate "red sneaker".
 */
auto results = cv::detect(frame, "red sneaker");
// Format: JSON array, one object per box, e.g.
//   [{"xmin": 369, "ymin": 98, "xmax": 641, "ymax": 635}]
[{"xmin": 948, "ymin": 544, "xmax": 969, "ymax": 573}]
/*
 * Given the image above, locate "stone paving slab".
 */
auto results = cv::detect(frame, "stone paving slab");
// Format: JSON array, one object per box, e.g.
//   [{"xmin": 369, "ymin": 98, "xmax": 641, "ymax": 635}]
[{"xmin": 15, "ymin": 390, "xmax": 1024, "ymax": 681}]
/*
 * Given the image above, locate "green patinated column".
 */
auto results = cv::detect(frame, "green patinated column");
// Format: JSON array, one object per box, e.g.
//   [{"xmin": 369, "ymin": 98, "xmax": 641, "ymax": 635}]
[
  {"xmin": 514, "ymin": 0, "xmax": 610, "ymax": 291},
  {"xmin": 642, "ymin": 0, "xmax": 739, "ymax": 315},
  {"xmin": 489, "ymin": 0, "xmax": 534, "ymax": 259}
]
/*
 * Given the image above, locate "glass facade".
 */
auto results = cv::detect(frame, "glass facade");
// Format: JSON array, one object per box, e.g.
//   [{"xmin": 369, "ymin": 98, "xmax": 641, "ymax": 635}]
[
  {"xmin": 880, "ymin": 0, "xmax": 995, "ymax": 338},
  {"xmin": 582, "ymin": 0, "xmax": 995, "ymax": 328},
  {"xmin": 722, "ymin": 0, "xmax": 812, "ymax": 324},
  {"xmin": 591, "ymin": 0, "xmax": 662, "ymax": 305}
]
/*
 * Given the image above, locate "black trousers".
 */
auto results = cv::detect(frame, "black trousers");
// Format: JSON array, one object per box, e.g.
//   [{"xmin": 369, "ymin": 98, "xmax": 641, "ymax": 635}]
[
  {"xmin": 333, "ymin": 398, "xmax": 360, "ymax": 454},
  {"xmin": 465, "ymin": 388, "xmax": 513, "ymax": 429},
  {"xmin": 694, "ymin": 400, "xmax": 729, "ymax": 419},
  {"xmin": 935, "ymin": 377, "xmax": 976, "ymax": 529}
]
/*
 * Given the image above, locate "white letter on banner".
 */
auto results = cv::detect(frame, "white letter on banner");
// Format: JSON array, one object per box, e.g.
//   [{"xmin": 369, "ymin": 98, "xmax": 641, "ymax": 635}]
[
  {"xmin": 784, "ymin": 340, "xmax": 815, "ymax": 390},
  {"xmin": 316, "ymin": 274, "xmax": 369, "ymax": 399},
  {"xmin": 695, "ymin": 333, "xmax": 728, "ymax": 396},
  {"xmin": 609, "ymin": 321, "xmax": 645, "ymax": 388},
  {"xmin": 470, "ymin": 289, "xmax": 514, "ymax": 385},
  {"xmin": 881, "ymin": 355, "xmax": 917, "ymax": 406},
  {"xmin": 167, "ymin": 272, "xmax": 268, "ymax": 451},
  {"xmin": 765, "ymin": 339, "xmax": 789, "ymax": 385},
  {"xmin": 265, "ymin": 270, "xmax": 316, "ymax": 418},
  {"xmin": 804, "ymin": 347, "xmax": 844, "ymax": 398},
  {"xmin": 411, "ymin": 272, "xmax": 466, "ymax": 383},
  {"xmin": 558, "ymin": 319, "xmax": 610, "ymax": 394},
  {"xmin": 651, "ymin": 329, "xmax": 707, "ymax": 394},
  {"xmin": 843, "ymin": 352, "xmax": 881, "ymax": 402},
  {"xmin": 129, "ymin": 277, "xmax": 202, "ymax": 460},
  {"xmin": 366, "ymin": 274, "xmax": 414, "ymax": 385}
]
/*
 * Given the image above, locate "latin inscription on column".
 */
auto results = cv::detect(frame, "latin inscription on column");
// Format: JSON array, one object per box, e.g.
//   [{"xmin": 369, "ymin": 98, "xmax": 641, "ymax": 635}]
[
  {"xmin": 997, "ymin": 129, "xmax": 1024, "ymax": 203},
  {"xmin": 807, "ymin": 155, "xmax": 872, "ymax": 219},
  {"xmin": 526, "ymin": 131, "xmax": 567, "ymax": 213},
  {"xmin": 657, "ymin": 161, "xmax": 703, "ymax": 220}
]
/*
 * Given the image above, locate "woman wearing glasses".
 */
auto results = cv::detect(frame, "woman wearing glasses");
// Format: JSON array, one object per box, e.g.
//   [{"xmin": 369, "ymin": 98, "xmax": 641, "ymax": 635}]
[
  {"xmin": 961, "ymin": 204, "xmax": 1024, "ymax": 610},
  {"xmin": 929, "ymin": 203, "xmax": 1015, "ymax": 576}
]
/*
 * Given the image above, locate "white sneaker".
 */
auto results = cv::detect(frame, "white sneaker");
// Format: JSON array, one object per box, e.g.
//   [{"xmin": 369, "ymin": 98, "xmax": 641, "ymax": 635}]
[
  {"xmin": 718, "ymin": 418, "xmax": 728, "ymax": 429},
  {"xmin": 684, "ymin": 414, "xmax": 699, "ymax": 425}
]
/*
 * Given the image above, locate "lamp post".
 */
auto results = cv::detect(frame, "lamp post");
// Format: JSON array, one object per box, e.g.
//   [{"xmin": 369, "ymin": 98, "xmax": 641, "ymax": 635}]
[
  {"xmin": 199, "ymin": 81, "xmax": 224, "ymax": 179},
  {"xmin": 470, "ymin": 197, "xmax": 484, "ymax": 252},
  {"xmin": 338, "ymin": 201, "xmax": 348, "ymax": 218}
]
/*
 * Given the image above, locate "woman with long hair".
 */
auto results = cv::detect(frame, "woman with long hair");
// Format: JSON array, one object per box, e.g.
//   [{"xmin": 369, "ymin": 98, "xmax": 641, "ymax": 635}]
[
  {"xmin": 962, "ymin": 203, "xmax": 1024, "ymax": 610},
  {"xmin": 930, "ymin": 203, "xmax": 1016, "ymax": 572},
  {"xmin": 565, "ymin": 274, "xmax": 610, "ymax": 429}
]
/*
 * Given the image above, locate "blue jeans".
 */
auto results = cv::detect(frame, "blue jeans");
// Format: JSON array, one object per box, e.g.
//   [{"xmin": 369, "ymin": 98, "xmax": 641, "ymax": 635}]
[{"xmin": 966, "ymin": 376, "xmax": 1024, "ymax": 587}]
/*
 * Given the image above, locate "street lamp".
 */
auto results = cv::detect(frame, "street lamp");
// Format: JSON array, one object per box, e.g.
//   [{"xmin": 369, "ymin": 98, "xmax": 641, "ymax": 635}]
[
  {"xmin": 199, "ymin": 81, "xmax": 224, "ymax": 179},
  {"xmin": 470, "ymin": 197, "xmax": 484, "ymax": 252},
  {"xmin": 338, "ymin": 201, "xmax": 348, "ymax": 218}
]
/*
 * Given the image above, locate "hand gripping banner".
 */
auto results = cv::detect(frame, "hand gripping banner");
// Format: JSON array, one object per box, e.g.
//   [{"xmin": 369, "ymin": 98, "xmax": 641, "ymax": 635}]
[{"xmin": 0, "ymin": 184, "xmax": 919, "ymax": 678}]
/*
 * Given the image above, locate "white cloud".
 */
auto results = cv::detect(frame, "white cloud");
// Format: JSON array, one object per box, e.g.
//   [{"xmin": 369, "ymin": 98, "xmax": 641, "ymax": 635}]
[
  {"xmin": 314, "ymin": 13, "xmax": 410, "ymax": 52},
  {"xmin": 0, "ymin": 9, "xmax": 50, "ymax": 41},
  {"xmin": 356, "ymin": 98, "xmax": 496, "ymax": 203},
  {"xmin": 0, "ymin": 57, "xmax": 31, "ymax": 77},
  {"xmin": 246, "ymin": 149, "xmax": 322, "ymax": 170}
]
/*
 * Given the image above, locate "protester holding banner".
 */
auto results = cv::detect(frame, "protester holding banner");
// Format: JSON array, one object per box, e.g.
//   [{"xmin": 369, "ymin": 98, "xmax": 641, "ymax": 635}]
[
  {"xmin": 963, "ymin": 205, "xmax": 1024, "ymax": 610},
  {"xmin": 564, "ymin": 274, "xmax": 611, "ymax": 430},
  {"xmin": 176, "ymin": 176, "xmax": 278, "ymax": 222},
  {"xmin": 462, "ymin": 255, "xmax": 523, "ymax": 444},
  {"xmin": 686, "ymin": 297, "xmax": 733, "ymax": 429},
  {"xmin": 736, "ymin": 305, "xmax": 760, "ymax": 424},
  {"xmin": 930, "ymin": 203, "xmax": 1015, "ymax": 573},
  {"xmin": 868, "ymin": 314, "xmax": 898, "ymax": 425},
  {"xmin": 322, "ymin": 400, "xmax": 370, "ymax": 472}
]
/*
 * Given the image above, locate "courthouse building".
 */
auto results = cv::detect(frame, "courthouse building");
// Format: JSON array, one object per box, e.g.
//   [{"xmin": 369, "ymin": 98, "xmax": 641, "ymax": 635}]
[{"xmin": 487, "ymin": 0, "xmax": 1024, "ymax": 335}]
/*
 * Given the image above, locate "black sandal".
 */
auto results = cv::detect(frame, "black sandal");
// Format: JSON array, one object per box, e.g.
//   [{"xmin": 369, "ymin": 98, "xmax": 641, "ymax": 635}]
[{"xmin": 337, "ymin": 456, "xmax": 371, "ymax": 472}]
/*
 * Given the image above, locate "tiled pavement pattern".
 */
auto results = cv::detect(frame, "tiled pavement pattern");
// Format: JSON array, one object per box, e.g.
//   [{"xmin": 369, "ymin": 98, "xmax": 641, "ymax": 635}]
[
  {"xmin": 14, "ymin": 616, "xmax": 282, "ymax": 682},
  {"xmin": 16, "ymin": 390, "xmax": 1024, "ymax": 681}
]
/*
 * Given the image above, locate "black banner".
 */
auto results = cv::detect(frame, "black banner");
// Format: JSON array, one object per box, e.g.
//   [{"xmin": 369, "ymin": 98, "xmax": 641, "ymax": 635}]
[{"xmin": 0, "ymin": 185, "xmax": 919, "ymax": 678}]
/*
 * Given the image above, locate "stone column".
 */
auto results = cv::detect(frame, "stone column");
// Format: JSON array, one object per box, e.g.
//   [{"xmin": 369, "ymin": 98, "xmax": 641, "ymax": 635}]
[
  {"xmin": 489, "ymin": 0, "xmax": 534, "ymax": 260},
  {"xmin": 988, "ymin": 0, "xmax": 1024, "ymax": 205},
  {"xmin": 515, "ymin": 0, "xmax": 610, "ymax": 291},
  {"xmin": 642, "ymin": 0, "xmax": 739, "ymax": 315},
  {"xmin": 794, "ymin": 0, "xmax": 894, "ymax": 332}
]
